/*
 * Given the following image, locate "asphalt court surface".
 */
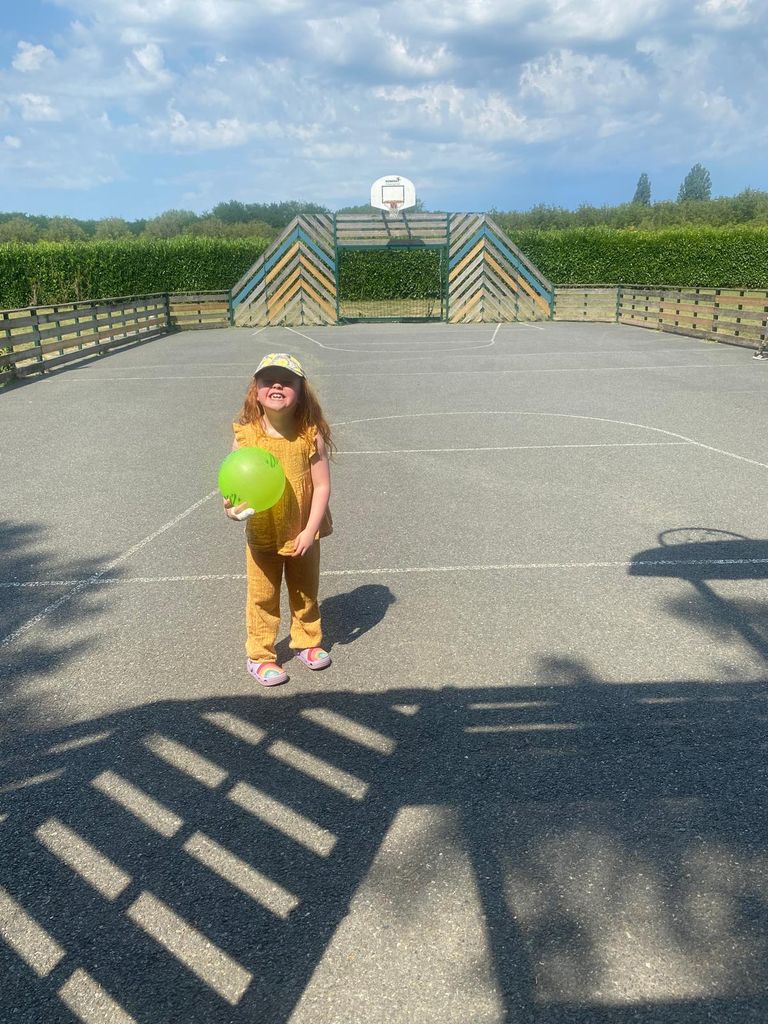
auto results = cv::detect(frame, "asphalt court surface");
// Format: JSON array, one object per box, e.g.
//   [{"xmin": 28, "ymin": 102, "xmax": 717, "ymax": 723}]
[{"xmin": 1, "ymin": 320, "xmax": 768, "ymax": 1023}]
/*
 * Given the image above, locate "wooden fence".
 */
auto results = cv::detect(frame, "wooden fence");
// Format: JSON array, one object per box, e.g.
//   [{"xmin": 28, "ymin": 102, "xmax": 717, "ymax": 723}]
[
  {"xmin": 554, "ymin": 285, "xmax": 768, "ymax": 352},
  {"xmin": 619, "ymin": 286, "xmax": 768, "ymax": 350},
  {"xmin": 2, "ymin": 284, "xmax": 765, "ymax": 387},
  {"xmin": 553, "ymin": 287, "xmax": 618, "ymax": 322},
  {"xmin": 168, "ymin": 292, "xmax": 229, "ymax": 331},
  {"xmin": 0, "ymin": 292, "xmax": 228, "ymax": 384}
]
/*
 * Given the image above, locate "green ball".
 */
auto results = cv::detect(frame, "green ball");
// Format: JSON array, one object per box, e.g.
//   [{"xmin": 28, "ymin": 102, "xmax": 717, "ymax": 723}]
[{"xmin": 218, "ymin": 446, "xmax": 286, "ymax": 512}]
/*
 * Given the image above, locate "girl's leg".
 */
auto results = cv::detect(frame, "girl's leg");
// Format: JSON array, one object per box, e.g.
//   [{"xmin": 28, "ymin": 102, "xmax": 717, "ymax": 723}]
[
  {"xmin": 245, "ymin": 545, "xmax": 284, "ymax": 662},
  {"xmin": 284, "ymin": 543, "xmax": 323, "ymax": 652}
]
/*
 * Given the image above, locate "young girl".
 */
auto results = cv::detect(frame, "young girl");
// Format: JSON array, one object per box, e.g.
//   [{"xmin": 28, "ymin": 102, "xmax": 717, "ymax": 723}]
[{"xmin": 224, "ymin": 353, "xmax": 333, "ymax": 686}]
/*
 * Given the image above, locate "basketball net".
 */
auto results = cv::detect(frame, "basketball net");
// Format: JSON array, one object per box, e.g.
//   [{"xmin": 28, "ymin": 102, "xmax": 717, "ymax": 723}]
[{"xmin": 384, "ymin": 200, "xmax": 403, "ymax": 219}]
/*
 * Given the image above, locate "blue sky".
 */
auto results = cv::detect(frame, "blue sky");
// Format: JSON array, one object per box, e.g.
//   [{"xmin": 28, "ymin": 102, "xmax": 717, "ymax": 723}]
[{"xmin": 0, "ymin": 0, "xmax": 766, "ymax": 219}]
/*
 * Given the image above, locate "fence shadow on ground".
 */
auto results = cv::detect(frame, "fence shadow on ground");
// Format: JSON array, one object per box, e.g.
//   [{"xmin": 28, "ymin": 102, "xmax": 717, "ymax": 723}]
[
  {"xmin": 0, "ymin": 330, "xmax": 171, "ymax": 392},
  {"xmin": 2, "ymin": 674, "xmax": 768, "ymax": 1023}
]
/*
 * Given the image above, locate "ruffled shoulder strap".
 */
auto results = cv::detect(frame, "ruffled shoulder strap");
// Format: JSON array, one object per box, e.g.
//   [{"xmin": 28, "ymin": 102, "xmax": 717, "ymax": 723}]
[{"xmin": 232, "ymin": 420, "xmax": 262, "ymax": 447}]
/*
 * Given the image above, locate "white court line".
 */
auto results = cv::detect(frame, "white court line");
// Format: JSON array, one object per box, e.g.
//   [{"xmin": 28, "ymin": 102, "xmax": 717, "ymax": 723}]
[
  {"xmin": 332, "ymin": 411, "xmax": 768, "ymax": 472},
  {"xmin": 279, "ymin": 321, "xmax": 743, "ymax": 365},
  {"xmin": 319, "ymin": 557, "xmax": 768, "ymax": 577},
  {"xmin": 63, "ymin": 375, "xmax": 257, "ymax": 382},
  {"xmin": 284, "ymin": 323, "xmax": 502, "ymax": 354},
  {"xmin": 5, "ymin": 557, "xmax": 768, "ymax": 589},
  {"xmin": 4, "ymin": 408, "xmax": 767, "ymax": 646},
  {"xmin": 0, "ymin": 491, "xmax": 218, "ymax": 648},
  {"xmin": 250, "ymin": 326, "xmax": 268, "ymax": 337},
  {"xmin": 335, "ymin": 440, "xmax": 692, "ymax": 452},
  {"xmin": 56, "ymin": 363, "xmax": 725, "ymax": 383},
  {"xmin": 337, "ymin": 441, "xmax": 692, "ymax": 454},
  {"xmin": 41, "ymin": 346, "xmax": 741, "ymax": 371},
  {"xmin": 274, "ymin": 321, "xmax": 757, "ymax": 366},
  {"xmin": 318, "ymin": 363, "xmax": 721, "ymax": 377},
  {"xmin": 73, "ymin": 363, "xmax": 257, "ymax": 370}
]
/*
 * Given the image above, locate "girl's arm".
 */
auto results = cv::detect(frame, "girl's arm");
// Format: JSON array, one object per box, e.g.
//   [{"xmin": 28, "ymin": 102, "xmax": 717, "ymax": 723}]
[{"xmin": 291, "ymin": 434, "xmax": 331, "ymax": 556}]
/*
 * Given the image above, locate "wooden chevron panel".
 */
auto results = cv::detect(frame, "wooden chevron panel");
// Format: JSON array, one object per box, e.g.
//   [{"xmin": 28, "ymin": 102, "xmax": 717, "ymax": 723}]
[
  {"xmin": 448, "ymin": 214, "xmax": 484, "ymax": 258},
  {"xmin": 268, "ymin": 277, "xmax": 336, "ymax": 324},
  {"xmin": 232, "ymin": 216, "xmax": 337, "ymax": 326},
  {"xmin": 230, "ymin": 212, "xmax": 553, "ymax": 326},
  {"xmin": 448, "ymin": 215, "xmax": 553, "ymax": 323}
]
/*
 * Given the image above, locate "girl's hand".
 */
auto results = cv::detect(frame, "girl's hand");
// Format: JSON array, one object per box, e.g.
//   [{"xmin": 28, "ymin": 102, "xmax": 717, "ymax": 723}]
[
  {"xmin": 290, "ymin": 529, "xmax": 315, "ymax": 556},
  {"xmin": 224, "ymin": 499, "xmax": 254, "ymax": 521}
]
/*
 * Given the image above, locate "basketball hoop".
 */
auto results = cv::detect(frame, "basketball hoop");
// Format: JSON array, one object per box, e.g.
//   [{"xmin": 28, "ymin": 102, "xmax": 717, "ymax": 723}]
[
  {"xmin": 384, "ymin": 199, "xmax": 404, "ymax": 218},
  {"xmin": 370, "ymin": 175, "xmax": 416, "ymax": 216}
]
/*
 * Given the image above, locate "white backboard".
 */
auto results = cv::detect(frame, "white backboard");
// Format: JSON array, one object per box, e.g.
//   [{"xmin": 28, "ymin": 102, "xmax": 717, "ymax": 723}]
[{"xmin": 370, "ymin": 175, "xmax": 416, "ymax": 213}]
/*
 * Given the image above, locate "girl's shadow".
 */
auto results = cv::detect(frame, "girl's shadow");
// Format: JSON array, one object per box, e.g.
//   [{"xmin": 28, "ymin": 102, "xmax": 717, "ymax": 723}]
[
  {"xmin": 321, "ymin": 584, "xmax": 396, "ymax": 647},
  {"xmin": 277, "ymin": 584, "xmax": 395, "ymax": 661}
]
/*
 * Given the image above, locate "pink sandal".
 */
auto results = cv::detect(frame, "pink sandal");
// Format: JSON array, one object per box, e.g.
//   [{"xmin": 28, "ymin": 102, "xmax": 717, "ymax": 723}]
[
  {"xmin": 297, "ymin": 647, "xmax": 332, "ymax": 670},
  {"xmin": 246, "ymin": 660, "xmax": 288, "ymax": 686}
]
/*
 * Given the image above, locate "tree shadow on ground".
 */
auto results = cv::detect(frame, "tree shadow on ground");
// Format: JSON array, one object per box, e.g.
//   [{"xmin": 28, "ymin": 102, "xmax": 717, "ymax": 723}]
[
  {"xmin": 629, "ymin": 528, "xmax": 768, "ymax": 661},
  {"xmin": 0, "ymin": 519, "xmax": 124, "ymax": 731},
  {"xmin": 1, "ymin": 675, "xmax": 767, "ymax": 1023}
]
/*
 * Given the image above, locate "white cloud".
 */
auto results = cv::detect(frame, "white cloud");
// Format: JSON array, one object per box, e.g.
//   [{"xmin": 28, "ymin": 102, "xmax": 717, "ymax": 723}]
[
  {"xmin": 132, "ymin": 43, "xmax": 165, "ymax": 74},
  {"xmin": 12, "ymin": 41, "xmax": 55, "ymax": 72},
  {"xmin": 4, "ymin": 135, "xmax": 22, "ymax": 148},
  {"xmin": 127, "ymin": 42, "xmax": 173, "ymax": 87},
  {"xmin": 17, "ymin": 94, "xmax": 61, "ymax": 122},
  {"xmin": 630, "ymin": 34, "xmax": 766, "ymax": 162},
  {"xmin": 144, "ymin": 107, "xmax": 255, "ymax": 149},
  {"xmin": 695, "ymin": 0, "xmax": 753, "ymax": 26},
  {"xmin": 384, "ymin": 36, "xmax": 453, "ymax": 78},
  {"xmin": 382, "ymin": 147, "xmax": 413, "ymax": 160},
  {"xmin": 405, "ymin": 0, "xmax": 672, "ymax": 51},
  {"xmin": 377, "ymin": 83, "xmax": 547, "ymax": 143},
  {"xmin": 303, "ymin": 10, "xmax": 455, "ymax": 79},
  {"xmin": 51, "ymin": 0, "xmax": 307, "ymax": 36},
  {"xmin": 1, "ymin": 0, "xmax": 767, "ymax": 210},
  {"xmin": 520, "ymin": 49, "xmax": 648, "ymax": 113},
  {"xmin": 532, "ymin": 0, "xmax": 671, "ymax": 42}
]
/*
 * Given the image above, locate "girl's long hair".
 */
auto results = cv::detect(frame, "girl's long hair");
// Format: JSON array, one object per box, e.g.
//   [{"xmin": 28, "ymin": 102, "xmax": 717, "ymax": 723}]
[{"xmin": 236, "ymin": 376, "xmax": 335, "ymax": 455}]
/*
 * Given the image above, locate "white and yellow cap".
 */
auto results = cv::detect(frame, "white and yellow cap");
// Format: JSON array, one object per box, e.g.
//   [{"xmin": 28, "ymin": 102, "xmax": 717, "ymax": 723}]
[{"xmin": 254, "ymin": 353, "xmax": 305, "ymax": 378}]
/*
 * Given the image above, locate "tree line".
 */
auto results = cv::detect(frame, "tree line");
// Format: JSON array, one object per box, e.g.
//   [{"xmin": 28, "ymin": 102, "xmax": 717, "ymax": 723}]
[
  {"xmin": 2, "ymin": 166, "xmax": 767, "ymax": 241},
  {"xmin": 494, "ymin": 165, "xmax": 768, "ymax": 230},
  {"xmin": 0, "ymin": 200, "xmax": 329, "ymax": 244},
  {"xmin": 493, "ymin": 189, "xmax": 768, "ymax": 231}
]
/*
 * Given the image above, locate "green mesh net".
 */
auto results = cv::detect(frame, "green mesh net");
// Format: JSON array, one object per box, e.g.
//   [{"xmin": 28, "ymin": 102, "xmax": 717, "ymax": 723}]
[{"xmin": 337, "ymin": 248, "xmax": 445, "ymax": 321}]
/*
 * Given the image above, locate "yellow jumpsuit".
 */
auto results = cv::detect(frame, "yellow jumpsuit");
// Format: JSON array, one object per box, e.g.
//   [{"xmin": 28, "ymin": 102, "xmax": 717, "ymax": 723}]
[{"xmin": 233, "ymin": 420, "xmax": 332, "ymax": 663}]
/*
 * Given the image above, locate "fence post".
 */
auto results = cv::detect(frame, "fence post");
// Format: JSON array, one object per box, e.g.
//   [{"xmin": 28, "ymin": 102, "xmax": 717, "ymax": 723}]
[
  {"xmin": 0, "ymin": 318, "xmax": 15, "ymax": 383},
  {"xmin": 31, "ymin": 308, "xmax": 43, "ymax": 374},
  {"xmin": 164, "ymin": 293, "xmax": 173, "ymax": 333},
  {"xmin": 755, "ymin": 317, "xmax": 767, "ymax": 359}
]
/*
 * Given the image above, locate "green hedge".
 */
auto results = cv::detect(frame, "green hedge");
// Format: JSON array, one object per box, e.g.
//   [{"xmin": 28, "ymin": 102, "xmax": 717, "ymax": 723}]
[
  {"xmin": 508, "ymin": 225, "xmax": 768, "ymax": 288},
  {"xmin": 338, "ymin": 248, "xmax": 443, "ymax": 300},
  {"xmin": 0, "ymin": 236, "xmax": 269, "ymax": 309},
  {"xmin": 3, "ymin": 227, "xmax": 768, "ymax": 310}
]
